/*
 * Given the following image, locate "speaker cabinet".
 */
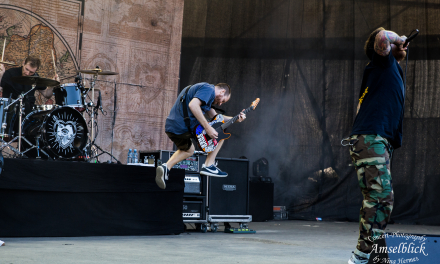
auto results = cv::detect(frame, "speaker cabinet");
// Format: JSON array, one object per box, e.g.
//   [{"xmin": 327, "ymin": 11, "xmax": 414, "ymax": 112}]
[
  {"xmin": 183, "ymin": 198, "xmax": 206, "ymax": 220},
  {"xmin": 249, "ymin": 182, "xmax": 274, "ymax": 222},
  {"xmin": 208, "ymin": 158, "xmax": 249, "ymax": 216}
]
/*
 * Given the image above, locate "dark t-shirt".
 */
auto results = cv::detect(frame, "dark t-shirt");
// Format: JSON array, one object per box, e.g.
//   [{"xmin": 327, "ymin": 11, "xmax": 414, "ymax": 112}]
[
  {"xmin": 165, "ymin": 82, "xmax": 215, "ymax": 135},
  {"xmin": 350, "ymin": 52, "xmax": 405, "ymax": 149}
]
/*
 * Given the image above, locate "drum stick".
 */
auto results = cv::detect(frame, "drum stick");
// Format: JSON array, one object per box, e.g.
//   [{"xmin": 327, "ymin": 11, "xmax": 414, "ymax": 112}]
[
  {"xmin": 1, "ymin": 38, "xmax": 6, "ymax": 62},
  {"xmin": 51, "ymin": 49, "xmax": 57, "ymax": 76}
]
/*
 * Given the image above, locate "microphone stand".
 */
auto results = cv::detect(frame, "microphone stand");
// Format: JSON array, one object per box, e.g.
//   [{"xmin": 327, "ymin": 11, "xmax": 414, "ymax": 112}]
[{"xmin": 110, "ymin": 80, "xmax": 117, "ymax": 163}]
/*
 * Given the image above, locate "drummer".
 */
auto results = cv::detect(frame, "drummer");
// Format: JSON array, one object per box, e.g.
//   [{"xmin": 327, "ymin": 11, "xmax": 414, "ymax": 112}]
[{"xmin": 0, "ymin": 56, "xmax": 58, "ymax": 136}]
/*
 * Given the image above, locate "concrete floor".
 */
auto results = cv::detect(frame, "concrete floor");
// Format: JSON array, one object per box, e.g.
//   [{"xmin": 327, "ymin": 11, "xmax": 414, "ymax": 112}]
[{"xmin": 1, "ymin": 220, "xmax": 440, "ymax": 264}]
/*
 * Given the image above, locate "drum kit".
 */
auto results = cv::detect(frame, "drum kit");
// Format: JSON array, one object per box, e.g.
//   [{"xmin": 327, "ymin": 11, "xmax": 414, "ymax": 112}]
[{"xmin": 0, "ymin": 64, "xmax": 119, "ymax": 162}]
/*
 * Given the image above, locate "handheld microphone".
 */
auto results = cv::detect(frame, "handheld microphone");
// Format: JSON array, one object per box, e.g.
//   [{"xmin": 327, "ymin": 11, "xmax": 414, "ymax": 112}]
[{"xmin": 404, "ymin": 29, "xmax": 419, "ymax": 47}]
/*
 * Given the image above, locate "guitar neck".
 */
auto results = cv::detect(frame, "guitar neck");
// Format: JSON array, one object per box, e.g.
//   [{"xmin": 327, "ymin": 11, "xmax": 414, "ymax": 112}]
[{"xmin": 220, "ymin": 106, "xmax": 253, "ymax": 130}]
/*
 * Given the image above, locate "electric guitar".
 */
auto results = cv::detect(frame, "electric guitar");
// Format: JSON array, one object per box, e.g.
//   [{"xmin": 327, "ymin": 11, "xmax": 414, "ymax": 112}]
[{"xmin": 194, "ymin": 98, "xmax": 260, "ymax": 153}]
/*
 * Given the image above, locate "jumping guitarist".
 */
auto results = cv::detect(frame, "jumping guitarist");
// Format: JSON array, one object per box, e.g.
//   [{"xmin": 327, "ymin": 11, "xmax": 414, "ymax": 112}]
[{"xmin": 156, "ymin": 82, "xmax": 246, "ymax": 189}]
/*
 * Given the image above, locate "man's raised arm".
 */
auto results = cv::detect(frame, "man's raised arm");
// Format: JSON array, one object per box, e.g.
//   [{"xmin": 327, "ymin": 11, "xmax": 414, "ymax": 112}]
[{"xmin": 374, "ymin": 30, "xmax": 407, "ymax": 56}]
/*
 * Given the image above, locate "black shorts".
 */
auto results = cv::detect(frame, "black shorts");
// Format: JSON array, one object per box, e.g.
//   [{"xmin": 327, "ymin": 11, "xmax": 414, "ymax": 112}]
[{"xmin": 165, "ymin": 131, "xmax": 194, "ymax": 151}]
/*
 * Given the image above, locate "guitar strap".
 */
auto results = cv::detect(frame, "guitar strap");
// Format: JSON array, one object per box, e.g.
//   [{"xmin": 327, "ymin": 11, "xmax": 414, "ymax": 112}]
[{"xmin": 180, "ymin": 85, "xmax": 193, "ymax": 135}]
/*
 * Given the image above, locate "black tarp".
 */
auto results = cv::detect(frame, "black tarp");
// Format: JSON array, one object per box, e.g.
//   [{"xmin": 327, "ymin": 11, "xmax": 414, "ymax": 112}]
[
  {"xmin": 0, "ymin": 158, "xmax": 184, "ymax": 236},
  {"xmin": 180, "ymin": 0, "xmax": 440, "ymax": 225}
]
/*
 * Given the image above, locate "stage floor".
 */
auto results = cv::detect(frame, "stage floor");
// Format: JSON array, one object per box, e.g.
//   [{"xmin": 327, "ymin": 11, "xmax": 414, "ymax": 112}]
[{"xmin": 1, "ymin": 220, "xmax": 440, "ymax": 264}]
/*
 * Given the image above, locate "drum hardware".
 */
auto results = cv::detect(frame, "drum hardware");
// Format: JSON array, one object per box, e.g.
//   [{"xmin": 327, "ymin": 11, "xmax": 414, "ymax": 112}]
[
  {"xmin": 110, "ymin": 80, "xmax": 117, "ymax": 163},
  {"xmin": 89, "ymin": 71, "xmax": 98, "ymax": 144},
  {"xmin": 21, "ymin": 133, "xmax": 49, "ymax": 159},
  {"xmin": 0, "ymin": 98, "xmax": 9, "ymax": 137},
  {"xmin": 0, "ymin": 83, "xmax": 51, "ymax": 159},
  {"xmin": 77, "ymin": 67, "xmax": 120, "ymax": 163},
  {"xmin": 35, "ymin": 135, "xmax": 42, "ymax": 158},
  {"xmin": 4, "ymin": 75, "xmax": 61, "ymax": 157}
]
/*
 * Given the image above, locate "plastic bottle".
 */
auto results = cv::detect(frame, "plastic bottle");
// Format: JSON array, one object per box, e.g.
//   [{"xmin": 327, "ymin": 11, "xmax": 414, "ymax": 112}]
[
  {"xmin": 133, "ymin": 149, "xmax": 138, "ymax": 163},
  {"xmin": 127, "ymin": 149, "xmax": 132, "ymax": 164}
]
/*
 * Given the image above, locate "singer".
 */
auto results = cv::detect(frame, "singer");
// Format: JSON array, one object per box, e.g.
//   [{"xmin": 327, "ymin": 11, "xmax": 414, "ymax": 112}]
[{"xmin": 347, "ymin": 28, "xmax": 410, "ymax": 264}]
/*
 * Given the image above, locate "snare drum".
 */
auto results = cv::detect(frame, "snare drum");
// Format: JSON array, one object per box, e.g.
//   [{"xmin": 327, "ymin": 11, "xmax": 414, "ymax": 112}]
[{"xmin": 54, "ymin": 83, "xmax": 85, "ymax": 112}]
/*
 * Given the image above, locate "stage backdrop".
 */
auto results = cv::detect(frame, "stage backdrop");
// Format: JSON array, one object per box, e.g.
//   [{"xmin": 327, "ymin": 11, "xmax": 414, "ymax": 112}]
[
  {"xmin": 180, "ymin": 0, "xmax": 440, "ymax": 225},
  {"xmin": 0, "ymin": 0, "xmax": 183, "ymax": 162}
]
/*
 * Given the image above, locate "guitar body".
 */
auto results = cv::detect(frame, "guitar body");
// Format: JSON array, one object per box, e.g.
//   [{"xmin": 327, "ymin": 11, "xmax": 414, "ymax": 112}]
[
  {"xmin": 193, "ymin": 98, "xmax": 260, "ymax": 154},
  {"xmin": 194, "ymin": 114, "xmax": 231, "ymax": 153}
]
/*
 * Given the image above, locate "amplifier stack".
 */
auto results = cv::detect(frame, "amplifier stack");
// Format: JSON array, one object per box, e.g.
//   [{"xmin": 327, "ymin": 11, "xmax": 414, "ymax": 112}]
[{"xmin": 140, "ymin": 150, "xmax": 251, "ymax": 232}]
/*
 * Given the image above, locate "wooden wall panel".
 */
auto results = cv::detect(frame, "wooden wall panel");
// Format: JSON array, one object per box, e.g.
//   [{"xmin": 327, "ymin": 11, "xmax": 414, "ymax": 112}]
[{"xmin": 0, "ymin": 0, "xmax": 184, "ymax": 163}]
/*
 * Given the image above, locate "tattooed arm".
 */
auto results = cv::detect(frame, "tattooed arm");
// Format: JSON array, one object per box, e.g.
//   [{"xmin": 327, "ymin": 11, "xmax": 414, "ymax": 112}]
[{"xmin": 374, "ymin": 30, "xmax": 407, "ymax": 56}]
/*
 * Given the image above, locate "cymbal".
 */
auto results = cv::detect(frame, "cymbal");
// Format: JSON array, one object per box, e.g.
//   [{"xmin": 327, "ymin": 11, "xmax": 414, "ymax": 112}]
[
  {"xmin": 0, "ymin": 61, "xmax": 17, "ymax": 66},
  {"xmin": 11, "ymin": 76, "xmax": 60, "ymax": 87},
  {"xmin": 76, "ymin": 69, "xmax": 118, "ymax": 75}
]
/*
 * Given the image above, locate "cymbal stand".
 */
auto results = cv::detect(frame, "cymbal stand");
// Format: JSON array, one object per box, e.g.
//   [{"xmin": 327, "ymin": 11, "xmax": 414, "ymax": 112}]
[
  {"xmin": 0, "ymin": 84, "xmax": 51, "ymax": 158},
  {"xmin": 82, "ymin": 74, "xmax": 120, "ymax": 163}
]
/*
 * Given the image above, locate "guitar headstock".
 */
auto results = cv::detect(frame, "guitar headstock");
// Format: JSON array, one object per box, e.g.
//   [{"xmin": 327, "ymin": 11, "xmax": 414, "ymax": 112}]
[{"xmin": 250, "ymin": 98, "xmax": 260, "ymax": 110}]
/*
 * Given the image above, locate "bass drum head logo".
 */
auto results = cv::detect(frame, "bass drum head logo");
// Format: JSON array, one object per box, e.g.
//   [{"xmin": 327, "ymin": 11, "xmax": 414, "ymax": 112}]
[{"xmin": 44, "ymin": 106, "xmax": 88, "ymax": 158}]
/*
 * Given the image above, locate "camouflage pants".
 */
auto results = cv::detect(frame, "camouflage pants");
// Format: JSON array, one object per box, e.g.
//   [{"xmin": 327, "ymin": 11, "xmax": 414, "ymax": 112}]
[{"xmin": 349, "ymin": 134, "xmax": 394, "ymax": 256}]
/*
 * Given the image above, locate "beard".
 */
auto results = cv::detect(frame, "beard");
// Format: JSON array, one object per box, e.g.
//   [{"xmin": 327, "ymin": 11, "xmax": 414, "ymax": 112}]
[{"xmin": 393, "ymin": 50, "xmax": 407, "ymax": 62}]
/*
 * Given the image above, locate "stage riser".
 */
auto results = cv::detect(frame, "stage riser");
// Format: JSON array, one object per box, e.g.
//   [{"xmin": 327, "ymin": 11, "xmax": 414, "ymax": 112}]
[{"xmin": 0, "ymin": 158, "xmax": 185, "ymax": 237}]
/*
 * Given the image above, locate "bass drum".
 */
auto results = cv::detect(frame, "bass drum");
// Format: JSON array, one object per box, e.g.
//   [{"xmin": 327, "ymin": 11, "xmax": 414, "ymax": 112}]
[{"xmin": 22, "ymin": 106, "xmax": 88, "ymax": 159}]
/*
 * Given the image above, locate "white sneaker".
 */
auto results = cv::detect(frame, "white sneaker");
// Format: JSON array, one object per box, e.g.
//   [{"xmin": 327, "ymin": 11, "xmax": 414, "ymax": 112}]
[
  {"xmin": 348, "ymin": 251, "xmax": 368, "ymax": 264},
  {"xmin": 155, "ymin": 164, "xmax": 168, "ymax": 189},
  {"xmin": 200, "ymin": 163, "xmax": 228, "ymax": 177},
  {"xmin": 0, "ymin": 240, "xmax": 5, "ymax": 246}
]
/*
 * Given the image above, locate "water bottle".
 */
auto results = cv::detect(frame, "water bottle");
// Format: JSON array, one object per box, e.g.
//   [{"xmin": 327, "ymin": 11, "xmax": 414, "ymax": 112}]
[
  {"xmin": 133, "ymin": 149, "xmax": 138, "ymax": 163},
  {"xmin": 127, "ymin": 149, "xmax": 132, "ymax": 164}
]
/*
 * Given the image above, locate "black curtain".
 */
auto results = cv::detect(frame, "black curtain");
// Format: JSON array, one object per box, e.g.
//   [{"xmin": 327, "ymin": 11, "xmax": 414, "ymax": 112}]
[{"xmin": 180, "ymin": 0, "xmax": 440, "ymax": 225}]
